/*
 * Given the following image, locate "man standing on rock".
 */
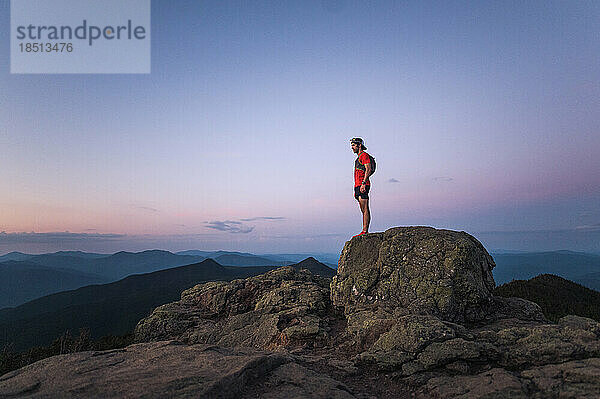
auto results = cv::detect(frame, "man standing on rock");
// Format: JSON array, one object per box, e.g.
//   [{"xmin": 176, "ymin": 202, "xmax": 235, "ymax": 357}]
[{"xmin": 351, "ymin": 137, "xmax": 373, "ymax": 237}]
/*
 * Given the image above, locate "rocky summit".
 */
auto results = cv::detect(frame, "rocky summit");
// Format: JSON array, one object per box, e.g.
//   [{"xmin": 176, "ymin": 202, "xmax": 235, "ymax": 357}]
[
  {"xmin": 333, "ymin": 226, "xmax": 500, "ymax": 322},
  {"xmin": 1, "ymin": 226, "xmax": 600, "ymax": 398},
  {"xmin": 133, "ymin": 265, "xmax": 335, "ymax": 350}
]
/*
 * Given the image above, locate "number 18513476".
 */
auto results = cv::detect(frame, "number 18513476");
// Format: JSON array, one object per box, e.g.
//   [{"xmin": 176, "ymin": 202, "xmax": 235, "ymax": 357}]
[{"xmin": 19, "ymin": 42, "xmax": 73, "ymax": 52}]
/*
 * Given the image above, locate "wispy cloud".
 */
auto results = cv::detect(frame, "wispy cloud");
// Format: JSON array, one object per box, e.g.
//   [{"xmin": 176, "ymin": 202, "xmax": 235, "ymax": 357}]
[
  {"xmin": 204, "ymin": 221, "xmax": 254, "ymax": 234},
  {"xmin": 575, "ymin": 223, "xmax": 600, "ymax": 232},
  {"xmin": 0, "ymin": 231, "xmax": 126, "ymax": 244},
  {"xmin": 239, "ymin": 216, "xmax": 286, "ymax": 221},
  {"xmin": 130, "ymin": 204, "xmax": 159, "ymax": 212},
  {"xmin": 433, "ymin": 177, "xmax": 454, "ymax": 182},
  {"xmin": 203, "ymin": 216, "xmax": 285, "ymax": 233},
  {"xmin": 388, "ymin": 178, "xmax": 400, "ymax": 183}
]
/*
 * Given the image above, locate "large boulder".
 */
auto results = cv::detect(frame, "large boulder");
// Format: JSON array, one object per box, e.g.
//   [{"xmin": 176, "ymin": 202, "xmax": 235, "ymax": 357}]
[
  {"xmin": 134, "ymin": 266, "xmax": 337, "ymax": 350},
  {"xmin": 331, "ymin": 226, "xmax": 498, "ymax": 323}
]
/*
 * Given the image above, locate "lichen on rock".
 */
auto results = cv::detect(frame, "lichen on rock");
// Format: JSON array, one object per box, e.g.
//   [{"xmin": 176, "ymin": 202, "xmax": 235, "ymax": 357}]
[
  {"xmin": 134, "ymin": 266, "xmax": 336, "ymax": 351},
  {"xmin": 331, "ymin": 226, "xmax": 499, "ymax": 323}
]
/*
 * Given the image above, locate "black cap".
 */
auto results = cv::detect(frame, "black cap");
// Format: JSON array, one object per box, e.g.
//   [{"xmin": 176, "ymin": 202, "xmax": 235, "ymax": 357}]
[{"xmin": 350, "ymin": 137, "xmax": 367, "ymax": 150}]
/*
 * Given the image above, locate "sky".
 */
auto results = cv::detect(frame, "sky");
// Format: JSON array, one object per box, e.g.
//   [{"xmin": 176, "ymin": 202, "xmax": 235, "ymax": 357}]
[{"xmin": 1, "ymin": 0, "xmax": 599, "ymax": 255}]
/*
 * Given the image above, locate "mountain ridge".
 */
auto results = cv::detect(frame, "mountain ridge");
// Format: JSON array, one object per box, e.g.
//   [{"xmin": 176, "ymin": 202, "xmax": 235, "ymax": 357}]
[
  {"xmin": 2, "ymin": 228, "xmax": 600, "ymax": 398},
  {"xmin": 0, "ymin": 257, "xmax": 333, "ymax": 352}
]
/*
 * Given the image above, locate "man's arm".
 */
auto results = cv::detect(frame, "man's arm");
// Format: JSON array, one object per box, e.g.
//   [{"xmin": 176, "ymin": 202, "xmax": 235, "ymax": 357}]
[
  {"xmin": 360, "ymin": 163, "xmax": 372, "ymax": 193},
  {"xmin": 362, "ymin": 163, "xmax": 372, "ymax": 184}
]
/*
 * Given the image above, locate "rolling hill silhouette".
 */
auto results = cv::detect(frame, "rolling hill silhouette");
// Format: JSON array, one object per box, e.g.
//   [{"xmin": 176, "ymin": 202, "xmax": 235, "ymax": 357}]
[
  {"xmin": 0, "ymin": 257, "xmax": 334, "ymax": 352},
  {"xmin": 0, "ymin": 261, "xmax": 106, "ymax": 309},
  {"xmin": 211, "ymin": 253, "xmax": 291, "ymax": 266},
  {"xmin": 0, "ymin": 252, "xmax": 32, "ymax": 262},
  {"xmin": 1, "ymin": 250, "xmax": 336, "ymax": 309},
  {"xmin": 492, "ymin": 250, "xmax": 600, "ymax": 289},
  {"xmin": 494, "ymin": 273, "xmax": 600, "ymax": 322}
]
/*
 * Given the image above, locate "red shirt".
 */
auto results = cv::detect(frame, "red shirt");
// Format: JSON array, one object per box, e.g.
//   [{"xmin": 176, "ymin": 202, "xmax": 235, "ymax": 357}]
[{"xmin": 354, "ymin": 151, "xmax": 371, "ymax": 187}]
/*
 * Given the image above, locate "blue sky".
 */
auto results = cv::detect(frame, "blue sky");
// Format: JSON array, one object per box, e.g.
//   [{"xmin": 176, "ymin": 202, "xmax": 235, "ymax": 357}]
[{"xmin": 1, "ymin": 0, "xmax": 599, "ymax": 255}]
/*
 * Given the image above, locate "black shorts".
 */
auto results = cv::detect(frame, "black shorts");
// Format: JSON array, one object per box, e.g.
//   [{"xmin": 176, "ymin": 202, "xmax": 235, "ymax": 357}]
[{"xmin": 354, "ymin": 185, "xmax": 370, "ymax": 200}]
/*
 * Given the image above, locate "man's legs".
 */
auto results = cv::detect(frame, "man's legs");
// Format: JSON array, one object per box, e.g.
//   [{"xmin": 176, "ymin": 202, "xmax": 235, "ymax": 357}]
[{"xmin": 358, "ymin": 197, "xmax": 370, "ymax": 232}]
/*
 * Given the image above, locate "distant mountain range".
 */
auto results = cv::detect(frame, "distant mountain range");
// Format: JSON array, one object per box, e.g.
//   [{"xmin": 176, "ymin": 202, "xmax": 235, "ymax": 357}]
[
  {"xmin": 494, "ymin": 274, "xmax": 600, "ymax": 322},
  {"xmin": 0, "ymin": 250, "xmax": 336, "ymax": 309},
  {"xmin": 0, "ymin": 250, "xmax": 205, "ymax": 308},
  {"xmin": 0, "ymin": 257, "xmax": 334, "ymax": 352},
  {"xmin": 491, "ymin": 250, "xmax": 600, "ymax": 291},
  {"xmin": 22, "ymin": 250, "xmax": 205, "ymax": 280},
  {"xmin": 211, "ymin": 254, "xmax": 292, "ymax": 267},
  {"xmin": 259, "ymin": 252, "xmax": 340, "ymax": 266},
  {"xmin": 0, "ymin": 261, "xmax": 106, "ymax": 308},
  {"xmin": 3, "ymin": 248, "xmax": 599, "ymax": 310},
  {"xmin": 0, "ymin": 250, "xmax": 111, "ymax": 262}
]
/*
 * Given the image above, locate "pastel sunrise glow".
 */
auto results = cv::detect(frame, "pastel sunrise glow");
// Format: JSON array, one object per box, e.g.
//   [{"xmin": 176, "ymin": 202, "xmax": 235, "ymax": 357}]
[{"xmin": 1, "ymin": 0, "xmax": 599, "ymax": 254}]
